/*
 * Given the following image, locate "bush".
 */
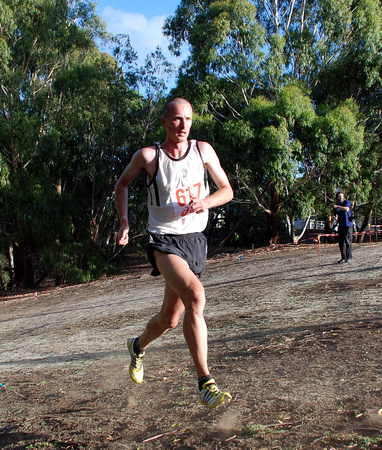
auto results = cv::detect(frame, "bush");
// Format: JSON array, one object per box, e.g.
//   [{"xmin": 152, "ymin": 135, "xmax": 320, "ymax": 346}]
[{"xmin": 0, "ymin": 254, "xmax": 10, "ymax": 290}]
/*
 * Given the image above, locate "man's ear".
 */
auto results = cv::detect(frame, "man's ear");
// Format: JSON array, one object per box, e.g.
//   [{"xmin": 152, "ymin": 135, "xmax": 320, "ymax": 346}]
[{"xmin": 161, "ymin": 117, "xmax": 166, "ymax": 127}]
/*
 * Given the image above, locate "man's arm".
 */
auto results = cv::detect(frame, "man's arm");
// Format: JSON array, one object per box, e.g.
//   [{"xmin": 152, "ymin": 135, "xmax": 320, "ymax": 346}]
[
  {"xmin": 189, "ymin": 142, "xmax": 233, "ymax": 214},
  {"xmin": 115, "ymin": 148, "xmax": 154, "ymax": 245},
  {"xmin": 333, "ymin": 202, "xmax": 350, "ymax": 212}
]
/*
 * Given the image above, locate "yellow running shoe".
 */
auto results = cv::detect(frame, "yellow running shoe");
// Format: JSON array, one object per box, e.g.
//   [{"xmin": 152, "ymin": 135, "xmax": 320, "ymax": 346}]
[
  {"xmin": 199, "ymin": 379, "xmax": 232, "ymax": 409},
  {"xmin": 127, "ymin": 337, "xmax": 145, "ymax": 384}
]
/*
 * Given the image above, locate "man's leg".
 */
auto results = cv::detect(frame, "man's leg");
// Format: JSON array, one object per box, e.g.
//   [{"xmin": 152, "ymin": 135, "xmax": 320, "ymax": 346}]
[
  {"xmin": 345, "ymin": 226, "xmax": 353, "ymax": 260},
  {"xmin": 127, "ymin": 274, "xmax": 185, "ymax": 384},
  {"xmin": 338, "ymin": 228, "xmax": 346, "ymax": 261},
  {"xmin": 128, "ymin": 250, "xmax": 231, "ymax": 407},
  {"xmin": 153, "ymin": 251, "xmax": 209, "ymax": 378},
  {"xmin": 154, "ymin": 251, "xmax": 231, "ymax": 408},
  {"xmin": 138, "ymin": 282, "xmax": 185, "ymax": 350}
]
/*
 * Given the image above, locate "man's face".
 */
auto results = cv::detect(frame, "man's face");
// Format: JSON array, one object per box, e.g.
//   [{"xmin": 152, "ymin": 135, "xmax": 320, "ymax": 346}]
[
  {"xmin": 162, "ymin": 102, "xmax": 193, "ymax": 143},
  {"xmin": 338, "ymin": 193, "xmax": 345, "ymax": 202}
]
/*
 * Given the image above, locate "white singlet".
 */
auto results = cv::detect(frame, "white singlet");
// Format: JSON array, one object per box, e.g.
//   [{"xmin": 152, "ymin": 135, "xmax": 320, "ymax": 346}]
[{"xmin": 147, "ymin": 140, "xmax": 210, "ymax": 235}]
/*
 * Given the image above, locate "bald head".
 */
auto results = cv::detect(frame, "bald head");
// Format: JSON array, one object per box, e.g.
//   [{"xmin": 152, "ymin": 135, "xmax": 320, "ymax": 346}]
[{"xmin": 162, "ymin": 98, "xmax": 192, "ymax": 119}]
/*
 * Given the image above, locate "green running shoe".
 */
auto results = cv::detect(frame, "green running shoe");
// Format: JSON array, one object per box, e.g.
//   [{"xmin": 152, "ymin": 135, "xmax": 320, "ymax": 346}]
[
  {"xmin": 127, "ymin": 337, "xmax": 145, "ymax": 384},
  {"xmin": 199, "ymin": 379, "xmax": 232, "ymax": 409}
]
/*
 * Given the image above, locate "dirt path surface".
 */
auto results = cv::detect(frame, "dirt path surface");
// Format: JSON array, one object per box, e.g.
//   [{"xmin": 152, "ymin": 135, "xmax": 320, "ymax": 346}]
[{"xmin": 1, "ymin": 243, "xmax": 381, "ymax": 449}]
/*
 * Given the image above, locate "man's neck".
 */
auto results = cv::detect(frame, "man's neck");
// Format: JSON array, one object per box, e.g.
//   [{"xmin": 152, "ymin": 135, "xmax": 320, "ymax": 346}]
[{"xmin": 161, "ymin": 140, "xmax": 189, "ymax": 159}]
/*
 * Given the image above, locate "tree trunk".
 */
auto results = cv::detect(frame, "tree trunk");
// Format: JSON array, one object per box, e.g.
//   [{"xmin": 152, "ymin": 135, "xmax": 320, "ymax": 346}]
[
  {"xmin": 8, "ymin": 244, "xmax": 16, "ymax": 286},
  {"xmin": 25, "ymin": 255, "xmax": 35, "ymax": 289},
  {"xmin": 289, "ymin": 215, "xmax": 311, "ymax": 244},
  {"xmin": 358, "ymin": 210, "xmax": 373, "ymax": 243},
  {"xmin": 266, "ymin": 210, "xmax": 281, "ymax": 244},
  {"xmin": 266, "ymin": 187, "xmax": 281, "ymax": 245},
  {"xmin": 13, "ymin": 244, "xmax": 25, "ymax": 288},
  {"xmin": 208, "ymin": 205, "xmax": 256, "ymax": 256}
]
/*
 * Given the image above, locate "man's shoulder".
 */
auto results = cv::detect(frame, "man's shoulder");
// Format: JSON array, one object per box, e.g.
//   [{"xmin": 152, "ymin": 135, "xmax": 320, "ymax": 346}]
[
  {"xmin": 127, "ymin": 146, "xmax": 157, "ymax": 175},
  {"xmin": 194, "ymin": 140, "xmax": 212, "ymax": 150},
  {"xmin": 140, "ymin": 145, "xmax": 157, "ymax": 155},
  {"xmin": 135, "ymin": 145, "xmax": 157, "ymax": 163},
  {"xmin": 194, "ymin": 140, "xmax": 215, "ymax": 159}
]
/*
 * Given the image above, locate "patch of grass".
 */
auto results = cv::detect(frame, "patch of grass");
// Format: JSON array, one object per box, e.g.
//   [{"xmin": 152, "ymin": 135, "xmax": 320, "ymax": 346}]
[
  {"xmin": 26, "ymin": 440, "xmax": 85, "ymax": 449},
  {"xmin": 26, "ymin": 444, "xmax": 54, "ymax": 449},
  {"xmin": 323, "ymin": 432, "xmax": 381, "ymax": 449},
  {"xmin": 242, "ymin": 423, "xmax": 286, "ymax": 437}
]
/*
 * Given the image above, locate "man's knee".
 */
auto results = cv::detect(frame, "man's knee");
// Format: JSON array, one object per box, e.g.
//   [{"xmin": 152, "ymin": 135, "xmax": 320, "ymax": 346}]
[
  {"xmin": 159, "ymin": 312, "xmax": 181, "ymax": 330},
  {"xmin": 184, "ymin": 285, "xmax": 206, "ymax": 313}
]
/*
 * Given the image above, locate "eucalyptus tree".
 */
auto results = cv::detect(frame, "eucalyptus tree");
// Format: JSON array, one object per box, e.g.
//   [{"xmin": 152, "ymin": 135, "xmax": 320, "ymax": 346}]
[
  {"xmin": 0, "ymin": 0, "xmax": 181, "ymax": 287},
  {"xmin": 43, "ymin": 49, "xmax": 143, "ymax": 284},
  {"xmin": 0, "ymin": 0, "xmax": 125, "ymax": 286},
  {"xmin": 313, "ymin": 0, "xmax": 382, "ymax": 225},
  {"xmin": 220, "ymin": 86, "xmax": 365, "ymax": 243},
  {"xmin": 164, "ymin": 0, "xmax": 265, "ymax": 112},
  {"xmin": 164, "ymin": 0, "xmax": 379, "ymax": 243},
  {"xmin": 105, "ymin": 33, "xmax": 179, "ymax": 251}
]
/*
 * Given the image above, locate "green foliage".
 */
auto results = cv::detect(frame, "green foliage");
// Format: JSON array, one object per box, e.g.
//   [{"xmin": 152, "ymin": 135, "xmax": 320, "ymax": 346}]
[
  {"xmin": 0, "ymin": 0, "xmax": 178, "ymax": 289},
  {"xmin": 165, "ymin": 0, "xmax": 265, "ymax": 107},
  {"xmin": 1, "ymin": 0, "xmax": 382, "ymax": 287},
  {"xmin": 217, "ymin": 84, "xmax": 367, "ymax": 242},
  {"xmin": 0, "ymin": 2, "xmax": 15, "ymax": 72},
  {"xmin": 0, "ymin": 254, "xmax": 10, "ymax": 290},
  {"xmin": 264, "ymin": 34, "xmax": 286, "ymax": 89},
  {"xmin": 165, "ymin": 0, "xmax": 382, "ymax": 243},
  {"xmin": 0, "ymin": 0, "xmax": 144, "ymax": 288},
  {"xmin": 317, "ymin": 100, "xmax": 364, "ymax": 188},
  {"xmin": 40, "ymin": 243, "xmax": 107, "ymax": 285},
  {"xmin": 190, "ymin": 113, "xmax": 217, "ymax": 146},
  {"xmin": 0, "ymin": 154, "xmax": 10, "ymax": 188}
]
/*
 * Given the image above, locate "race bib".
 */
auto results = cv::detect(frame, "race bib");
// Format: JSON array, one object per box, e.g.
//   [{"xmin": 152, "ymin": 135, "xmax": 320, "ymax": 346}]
[{"xmin": 171, "ymin": 182, "xmax": 202, "ymax": 219}]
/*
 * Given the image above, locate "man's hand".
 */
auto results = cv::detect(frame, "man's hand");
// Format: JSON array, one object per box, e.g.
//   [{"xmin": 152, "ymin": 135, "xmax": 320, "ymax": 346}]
[
  {"xmin": 189, "ymin": 195, "xmax": 207, "ymax": 214},
  {"xmin": 117, "ymin": 225, "xmax": 130, "ymax": 245}
]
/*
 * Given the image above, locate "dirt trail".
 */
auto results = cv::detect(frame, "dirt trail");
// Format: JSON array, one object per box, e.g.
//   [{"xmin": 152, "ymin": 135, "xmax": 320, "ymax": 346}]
[{"xmin": 0, "ymin": 242, "xmax": 381, "ymax": 449}]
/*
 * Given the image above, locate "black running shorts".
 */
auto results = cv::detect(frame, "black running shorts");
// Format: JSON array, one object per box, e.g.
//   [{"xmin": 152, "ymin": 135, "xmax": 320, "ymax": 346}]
[{"xmin": 146, "ymin": 232, "xmax": 208, "ymax": 277}]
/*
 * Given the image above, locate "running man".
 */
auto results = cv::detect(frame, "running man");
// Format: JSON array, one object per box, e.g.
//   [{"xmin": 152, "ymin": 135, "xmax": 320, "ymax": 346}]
[{"xmin": 115, "ymin": 97, "xmax": 233, "ymax": 408}]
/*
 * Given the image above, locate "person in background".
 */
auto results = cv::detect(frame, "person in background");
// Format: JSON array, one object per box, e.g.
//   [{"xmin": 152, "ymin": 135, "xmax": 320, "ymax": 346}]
[
  {"xmin": 115, "ymin": 97, "xmax": 233, "ymax": 408},
  {"xmin": 333, "ymin": 191, "xmax": 353, "ymax": 263}
]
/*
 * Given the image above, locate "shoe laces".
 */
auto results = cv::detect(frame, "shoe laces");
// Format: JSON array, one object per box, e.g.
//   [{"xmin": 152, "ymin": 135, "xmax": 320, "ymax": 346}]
[
  {"xmin": 132, "ymin": 352, "xmax": 144, "ymax": 370},
  {"xmin": 204, "ymin": 381, "xmax": 220, "ymax": 395}
]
